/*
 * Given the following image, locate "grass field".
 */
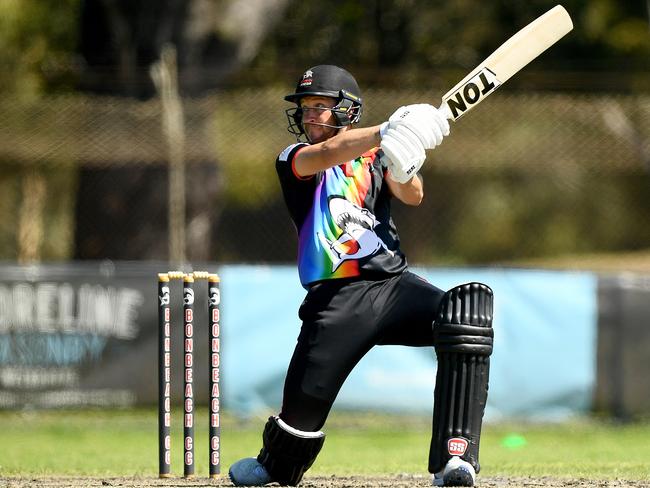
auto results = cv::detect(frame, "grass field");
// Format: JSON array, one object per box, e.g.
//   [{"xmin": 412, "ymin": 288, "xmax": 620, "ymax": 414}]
[{"xmin": 0, "ymin": 409, "xmax": 649, "ymax": 481}]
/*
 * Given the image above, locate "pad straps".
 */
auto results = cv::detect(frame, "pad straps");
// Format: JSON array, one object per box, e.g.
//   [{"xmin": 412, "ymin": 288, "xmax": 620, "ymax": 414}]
[{"xmin": 257, "ymin": 415, "xmax": 325, "ymax": 486}]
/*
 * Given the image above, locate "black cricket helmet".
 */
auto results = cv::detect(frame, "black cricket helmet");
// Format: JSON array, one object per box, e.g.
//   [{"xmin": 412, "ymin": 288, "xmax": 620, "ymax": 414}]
[{"xmin": 285, "ymin": 65, "xmax": 363, "ymax": 141}]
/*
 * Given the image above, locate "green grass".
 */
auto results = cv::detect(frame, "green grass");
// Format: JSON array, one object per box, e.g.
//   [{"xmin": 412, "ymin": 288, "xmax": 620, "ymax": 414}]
[{"xmin": 0, "ymin": 409, "xmax": 648, "ymax": 480}]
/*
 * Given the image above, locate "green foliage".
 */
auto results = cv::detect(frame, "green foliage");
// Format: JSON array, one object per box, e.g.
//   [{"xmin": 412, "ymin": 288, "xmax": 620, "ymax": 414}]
[
  {"xmin": 0, "ymin": 0, "xmax": 80, "ymax": 97},
  {"xmin": 0, "ymin": 1, "xmax": 648, "ymax": 96},
  {"xmin": 209, "ymin": 88, "xmax": 289, "ymax": 206},
  {"xmin": 583, "ymin": 0, "xmax": 650, "ymax": 55},
  {"xmin": 210, "ymin": 88, "xmax": 650, "ymax": 265},
  {"xmin": 399, "ymin": 170, "xmax": 650, "ymax": 265},
  {"xmin": 250, "ymin": 0, "xmax": 650, "ymax": 87},
  {"xmin": 0, "ymin": 1, "xmax": 648, "ymax": 263}
]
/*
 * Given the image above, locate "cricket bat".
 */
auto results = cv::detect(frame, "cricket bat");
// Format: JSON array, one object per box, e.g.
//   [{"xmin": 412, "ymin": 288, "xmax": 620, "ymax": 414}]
[{"xmin": 440, "ymin": 5, "xmax": 573, "ymax": 121}]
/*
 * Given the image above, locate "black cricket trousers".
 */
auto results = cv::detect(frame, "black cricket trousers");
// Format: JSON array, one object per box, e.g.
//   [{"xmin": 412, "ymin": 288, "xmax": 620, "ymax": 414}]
[{"xmin": 279, "ymin": 270, "xmax": 445, "ymax": 431}]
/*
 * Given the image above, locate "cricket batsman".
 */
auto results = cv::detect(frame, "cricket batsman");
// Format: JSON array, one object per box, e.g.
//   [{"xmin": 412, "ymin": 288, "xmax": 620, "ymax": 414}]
[{"xmin": 229, "ymin": 65, "xmax": 494, "ymax": 487}]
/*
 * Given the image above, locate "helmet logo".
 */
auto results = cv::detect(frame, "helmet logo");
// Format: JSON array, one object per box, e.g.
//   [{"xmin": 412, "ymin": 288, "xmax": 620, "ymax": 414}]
[{"xmin": 299, "ymin": 69, "xmax": 313, "ymax": 87}]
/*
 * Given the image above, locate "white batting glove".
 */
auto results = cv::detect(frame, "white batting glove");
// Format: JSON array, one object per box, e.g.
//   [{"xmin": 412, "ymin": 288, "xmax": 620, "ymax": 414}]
[
  {"xmin": 380, "ymin": 124, "xmax": 426, "ymax": 184},
  {"xmin": 381, "ymin": 104, "xmax": 450, "ymax": 150}
]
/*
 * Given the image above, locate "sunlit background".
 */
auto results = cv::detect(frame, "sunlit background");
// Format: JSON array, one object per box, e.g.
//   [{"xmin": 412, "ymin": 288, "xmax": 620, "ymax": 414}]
[{"xmin": 1, "ymin": 0, "xmax": 649, "ymax": 453}]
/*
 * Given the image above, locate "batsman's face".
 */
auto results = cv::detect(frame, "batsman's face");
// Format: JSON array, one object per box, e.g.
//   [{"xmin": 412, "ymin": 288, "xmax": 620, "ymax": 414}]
[{"xmin": 300, "ymin": 96, "xmax": 339, "ymax": 143}]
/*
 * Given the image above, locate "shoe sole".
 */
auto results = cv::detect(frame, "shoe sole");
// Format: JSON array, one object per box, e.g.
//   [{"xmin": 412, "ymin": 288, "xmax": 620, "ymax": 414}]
[{"xmin": 443, "ymin": 467, "xmax": 474, "ymax": 486}]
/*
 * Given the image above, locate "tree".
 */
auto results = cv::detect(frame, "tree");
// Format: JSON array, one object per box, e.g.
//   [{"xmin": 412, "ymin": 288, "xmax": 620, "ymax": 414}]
[
  {"xmin": 73, "ymin": 0, "xmax": 290, "ymax": 263},
  {"xmin": 0, "ymin": 0, "xmax": 79, "ymax": 97},
  {"xmin": 79, "ymin": 0, "xmax": 290, "ymax": 96}
]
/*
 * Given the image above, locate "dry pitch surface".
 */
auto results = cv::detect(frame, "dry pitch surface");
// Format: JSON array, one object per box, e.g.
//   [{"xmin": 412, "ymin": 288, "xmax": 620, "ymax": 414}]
[{"xmin": 2, "ymin": 476, "xmax": 650, "ymax": 487}]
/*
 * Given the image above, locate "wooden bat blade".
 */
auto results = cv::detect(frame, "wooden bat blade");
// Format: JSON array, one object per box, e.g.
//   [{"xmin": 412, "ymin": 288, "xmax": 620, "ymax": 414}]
[{"xmin": 441, "ymin": 5, "xmax": 573, "ymax": 121}]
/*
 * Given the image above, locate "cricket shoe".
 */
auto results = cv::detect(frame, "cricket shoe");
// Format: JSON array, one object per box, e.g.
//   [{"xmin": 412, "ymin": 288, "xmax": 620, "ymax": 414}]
[
  {"xmin": 229, "ymin": 457, "xmax": 273, "ymax": 486},
  {"xmin": 432, "ymin": 456, "xmax": 476, "ymax": 487}
]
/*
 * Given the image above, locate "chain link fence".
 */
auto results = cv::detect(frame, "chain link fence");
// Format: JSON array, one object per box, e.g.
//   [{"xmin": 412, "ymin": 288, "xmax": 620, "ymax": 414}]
[{"xmin": 0, "ymin": 88, "xmax": 649, "ymax": 265}]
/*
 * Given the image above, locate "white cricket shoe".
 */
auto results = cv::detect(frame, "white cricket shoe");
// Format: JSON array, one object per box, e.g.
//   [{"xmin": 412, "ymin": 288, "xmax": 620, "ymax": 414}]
[
  {"xmin": 432, "ymin": 456, "xmax": 476, "ymax": 487},
  {"xmin": 229, "ymin": 457, "xmax": 273, "ymax": 486}
]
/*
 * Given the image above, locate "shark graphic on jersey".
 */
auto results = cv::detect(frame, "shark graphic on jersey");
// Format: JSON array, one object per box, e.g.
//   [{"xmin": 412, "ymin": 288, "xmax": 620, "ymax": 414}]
[
  {"xmin": 276, "ymin": 144, "xmax": 407, "ymax": 288},
  {"xmin": 318, "ymin": 196, "xmax": 394, "ymax": 272}
]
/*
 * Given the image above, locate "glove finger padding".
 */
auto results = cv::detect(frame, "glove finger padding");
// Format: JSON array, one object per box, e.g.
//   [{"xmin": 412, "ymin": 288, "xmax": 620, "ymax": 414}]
[
  {"xmin": 387, "ymin": 104, "xmax": 451, "ymax": 150},
  {"xmin": 381, "ymin": 125, "xmax": 426, "ymax": 184},
  {"xmin": 393, "ymin": 124, "xmax": 425, "ymax": 155},
  {"xmin": 410, "ymin": 104, "xmax": 449, "ymax": 149},
  {"xmin": 384, "ymin": 126, "xmax": 425, "ymax": 165},
  {"xmin": 389, "ymin": 104, "xmax": 435, "ymax": 149},
  {"xmin": 403, "ymin": 115, "xmax": 438, "ymax": 150}
]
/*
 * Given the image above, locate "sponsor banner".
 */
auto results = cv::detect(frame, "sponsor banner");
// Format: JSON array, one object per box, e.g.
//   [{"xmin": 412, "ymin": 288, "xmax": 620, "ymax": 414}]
[
  {"xmin": 0, "ymin": 262, "xmax": 600, "ymax": 420},
  {"xmin": 412, "ymin": 267, "xmax": 598, "ymax": 420},
  {"xmin": 219, "ymin": 265, "xmax": 599, "ymax": 420},
  {"xmin": 0, "ymin": 262, "xmax": 205, "ymax": 408}
]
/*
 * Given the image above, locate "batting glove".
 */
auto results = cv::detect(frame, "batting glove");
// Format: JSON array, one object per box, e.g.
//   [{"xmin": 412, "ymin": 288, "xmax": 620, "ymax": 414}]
[
  {"xmin": 381, "ymin": 104, "xmax": 450, "ymax": 150},
  {"xmin": 380, "ymin": 124, "xmax": 426, "ymax": 184}
]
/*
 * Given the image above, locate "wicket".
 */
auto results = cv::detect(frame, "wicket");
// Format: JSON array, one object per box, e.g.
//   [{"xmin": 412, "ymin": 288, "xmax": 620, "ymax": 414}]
[{"xmin": 157, "ymin": 271, "xmax": 221, "ymax": 478}]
